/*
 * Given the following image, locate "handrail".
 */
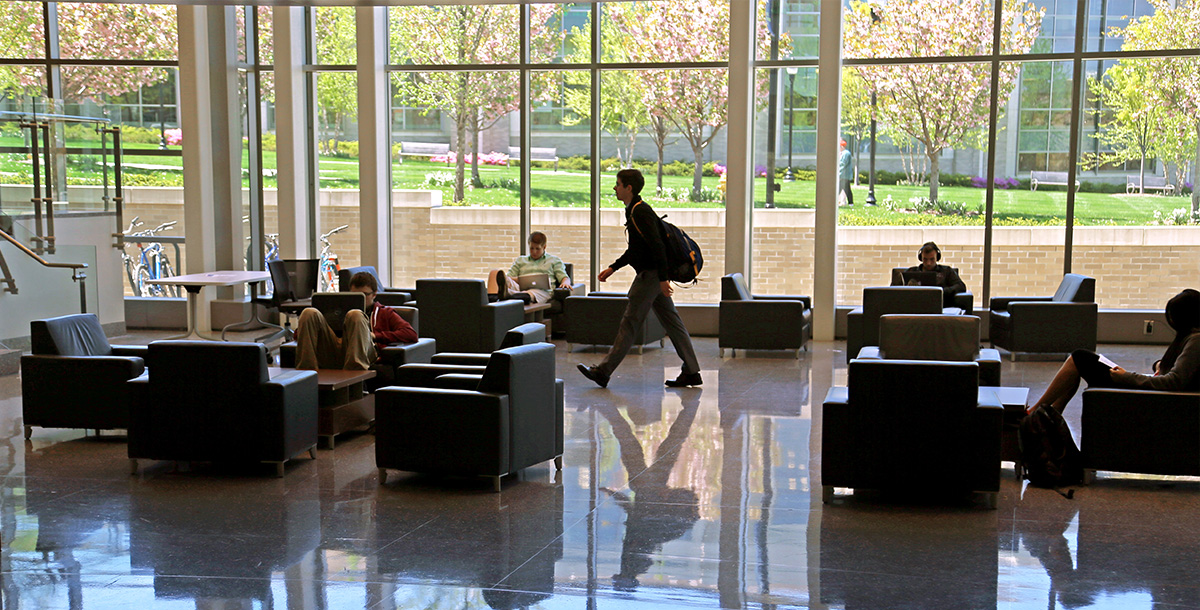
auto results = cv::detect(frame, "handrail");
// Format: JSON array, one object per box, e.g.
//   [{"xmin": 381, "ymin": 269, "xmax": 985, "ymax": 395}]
[{"xmin": 0, "ymin": 227, "xmax": 89, "ymax": 312}]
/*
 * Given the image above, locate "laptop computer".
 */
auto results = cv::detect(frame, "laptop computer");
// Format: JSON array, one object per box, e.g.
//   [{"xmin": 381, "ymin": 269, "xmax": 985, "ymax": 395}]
[
  {"xmin": 516, "ymin": 273, "xmax": 552, "ymax": 291},
  {"xmin": 900, "ymin": 270, "xmax": 940, "ymax": 287},
  {"xmin": 312, "ymin": 292, "xmax": 366, "ymax": 335}
]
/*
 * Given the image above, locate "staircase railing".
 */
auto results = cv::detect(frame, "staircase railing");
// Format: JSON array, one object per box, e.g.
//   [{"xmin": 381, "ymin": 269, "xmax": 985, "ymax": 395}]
[{"xmin": 0, "ymin": 227, "xmax": 88, "ymax": 313}]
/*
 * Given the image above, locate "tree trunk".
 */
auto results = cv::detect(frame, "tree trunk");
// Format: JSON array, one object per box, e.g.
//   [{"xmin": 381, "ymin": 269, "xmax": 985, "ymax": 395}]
[
  {"xmin": 1193, "ymin": 124, "xmax": 1199, "ymax": 215},
  {"xmin": 656, "ymin": 141, "xmax": 665, "ymax": 192},
  {"xmin": 454, "ymin": 119, "xmax": 467, "ymax": 203},
  {"xmin": 470, "ymin": 116, "xmax": 482, "ymax": 188},
  {"xmin": 1139, "ymin": 153, "xmax": 1146, "ymax": 196},
  {"xmin": 692, "ymin": 145, "xmax": 705, "ymax": 196},
  {"xmin": 928, "ymin": 150, "xmax": 940, "ymax": 203},
  {"xmin": 854, "ymin": 137, "xmax": 862, "ymax": 186}
]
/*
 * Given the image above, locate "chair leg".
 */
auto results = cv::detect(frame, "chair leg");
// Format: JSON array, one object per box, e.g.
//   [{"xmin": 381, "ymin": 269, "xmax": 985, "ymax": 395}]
[
  {"xmin": 719, "ymin": 348, "xmax": 725, "ymax": 358},
  {"xmin": 273, "ymin": 462, "xmax": 285, "ymax": 478},
  {"xmin": 378, "ymin": 468, "xmax": 388, "ymax": 485},
  {"xmin": 24, "ymin": 425, "xmax": 31, "ymax": 440},
  {"xmin": 554, "ymin": 455, "xmax": 563, "ymax": 470},
  {"xmin": 982, "ymin": 491, "xmax": 998, "ymax": 510},
  {"xmin": 659, "ymin": 338, "xmax": 665, "ymax": 348},
  {"xmin": 567, "ymin": 343, "xmax": 572, "ymax": 353},
  {"xmin": 129, "ymin": 459, "xmax": 139, "ymax": 475},
  {"xmin": 308, "ymin": 446, "xmax": 318, "ymax": 460},
  {"xmin": 1083, "ymin": 469, "xmax": 1096, "ymax": 485},
  {"xmin": 492, "ymin": 476, "xmax": 502, "ymax": 493},
  {"xmin": 822, "ymin": 485, "xmax": 834, "ymax": 503},
  {"xmin": 795, "ymin": 349, "xmax": 801, "ymax": 359},
  {"xmin": 638, "ymin": 344, "xmax": 644, "ymax": 355}
]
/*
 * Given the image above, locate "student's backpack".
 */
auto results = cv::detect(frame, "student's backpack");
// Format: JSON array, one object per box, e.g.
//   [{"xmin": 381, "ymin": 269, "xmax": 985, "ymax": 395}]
[
  {"xmin": 631, "ymin": 201, "xmax": 704, "ymax": 285},
  {"xmin": 1018, "ymin": 405, "xmax": 1084, "ymax": 489}
]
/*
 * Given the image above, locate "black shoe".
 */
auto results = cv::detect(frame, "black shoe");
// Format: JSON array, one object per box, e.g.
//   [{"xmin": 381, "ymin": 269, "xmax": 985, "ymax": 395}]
[
  {"xmin": 496, "ymin": 270, "xmax": 508, "ymax": 300},
  {"xmin": 578, "ymin": 364, "xmax": 610, "ymax": 388},
  {"xmin": 665, "ymin": 372, "xmax": 703, "ymax": 388}
]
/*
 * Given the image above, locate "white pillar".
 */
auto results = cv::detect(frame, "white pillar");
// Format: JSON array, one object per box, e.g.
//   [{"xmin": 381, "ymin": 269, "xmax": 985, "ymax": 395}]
[
  {"xmin": 208, "ymin": 6, "xmax": 243, "ymax": 299},
  {"xmin": 812, "ymin": 0, "xmax": 842, "ymax": 341},
  {"xmin": 178, "ymin": 6, "xmax": 217, "ymax": 331},
  {"xmin": 357, "ymin": 7, "xmax": 392, "ymax": 283},
  {"xmin": 274, "ymin": 7, "xmax": 314, "ymax": 259},
  {"xmin": 724, "ymin": 0, "xmax": 755, "ymax": 282}
]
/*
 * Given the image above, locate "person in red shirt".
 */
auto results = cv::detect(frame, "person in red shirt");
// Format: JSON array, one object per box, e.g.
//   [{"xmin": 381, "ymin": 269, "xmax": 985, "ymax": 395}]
[{"xmin": 295, "ymin": 271, "xmax": 417, "ymax": 370}]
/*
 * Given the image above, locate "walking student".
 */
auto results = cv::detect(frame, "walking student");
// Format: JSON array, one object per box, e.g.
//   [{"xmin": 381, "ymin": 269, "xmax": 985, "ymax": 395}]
[{"xmin": 577, "ymin": 169, "xmax": 702, "ymax": 389}]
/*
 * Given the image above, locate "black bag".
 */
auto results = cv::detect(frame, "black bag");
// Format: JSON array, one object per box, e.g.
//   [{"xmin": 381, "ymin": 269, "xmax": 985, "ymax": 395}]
[
  {"xmin": 631, "ymin": 202, "xmax": 704, "ymax": 285},
  {"xmin": 1018, "ymin": 405, "xmax": 1084, "ymax": 488}
]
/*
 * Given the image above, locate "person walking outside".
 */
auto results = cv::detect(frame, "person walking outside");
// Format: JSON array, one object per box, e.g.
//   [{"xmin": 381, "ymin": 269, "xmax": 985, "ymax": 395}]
[
  {"xmin": 838, "ymin": 138, "xmax": 855, "ymax": 206},
  {"xmin": 577, "ymin": 169, "xmax": 702, "ymax": 388}
]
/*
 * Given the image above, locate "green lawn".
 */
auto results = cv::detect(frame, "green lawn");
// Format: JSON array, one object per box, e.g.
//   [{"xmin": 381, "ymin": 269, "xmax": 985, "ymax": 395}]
[{"xmin": 2, "ymin": 138, "xmax": 1193, "ymax": 226}]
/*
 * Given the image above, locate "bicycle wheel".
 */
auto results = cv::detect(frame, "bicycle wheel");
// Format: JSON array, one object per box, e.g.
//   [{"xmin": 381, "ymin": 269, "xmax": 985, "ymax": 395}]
[
  {"xmin": 159, "ymin": 259, "xmax": 180, "ymax": 297},
  {"xmin": 124, "ymin": 258, "xmax": 139, "ymax": 296},
  {"xmin": 135, "ymin": 266, "xmax": 158, "ymax": 297}
]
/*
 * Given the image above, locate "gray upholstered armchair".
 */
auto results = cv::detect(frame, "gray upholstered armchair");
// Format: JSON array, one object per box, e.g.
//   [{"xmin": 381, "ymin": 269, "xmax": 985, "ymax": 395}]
[
  {"xmin": 21, "ymin": 313, "xmax": 148, "ymax": 439},
  {"xmin": 563, "ymin": 292, "xmax": 666, "ymax": 353},
  {"xmin": 416, "ymin": 279, "xmax": 524, "ymax": 353},
  {"xmin": 989, "ymin": 273, "xmax": 1097, "ymax": 358},
  {"xmin": 855, "ymin": 314, "xmax": 1001, "ymax": 386},
  {"xmin": 338, "ymin": 265, "xmax": 411, "ymax": 306},
  {"xmin": 128, "ymin": 341, "xmax": 319, "ymax": 477},
  {"xmin": 846, "ymin": 286, "xmax": 944, "ymax": 363},
  {"xmin": 1081, "ymin": 387, "xmax": 1200, "ymax": 482},
  {"xmin": 719, "ymin": 272, "xmax": 811, "ymax": 357},
  {"xmin": 822, "ymin": 359, "xmax": 1002, "ymax": 507},
  {"xmin": 375, "ymin": 343, "xmax": 564, "ymax": 491}
]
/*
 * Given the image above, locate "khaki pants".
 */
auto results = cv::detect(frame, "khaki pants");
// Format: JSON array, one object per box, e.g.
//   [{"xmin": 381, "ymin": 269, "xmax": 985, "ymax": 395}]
[{"xmin": 295, "ymin": 307, "xmax": 376, "ymax": 370}]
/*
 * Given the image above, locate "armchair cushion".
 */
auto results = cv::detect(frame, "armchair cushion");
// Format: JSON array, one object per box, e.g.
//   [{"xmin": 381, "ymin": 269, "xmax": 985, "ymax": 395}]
[
  {"xmin": 846, "ymin": 287, "xmax": 944, "ymax": 363},
  {"xmin": 874, "ymin": 314, "xmax": 1000, "ymax": 386}
]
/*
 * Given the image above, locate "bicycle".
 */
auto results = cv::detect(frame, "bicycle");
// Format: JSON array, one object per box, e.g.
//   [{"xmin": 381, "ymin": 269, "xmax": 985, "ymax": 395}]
[
  {"xmin": 318, "ymin": 224, "xmax": 348, "ymax": 292},
  {"xmin": 121, "ymin": 218, "xmax": 180, "ymax": 298},
  {"xmin": 243, "ymin": 216, "xmax": 281, "ymax": 294}
]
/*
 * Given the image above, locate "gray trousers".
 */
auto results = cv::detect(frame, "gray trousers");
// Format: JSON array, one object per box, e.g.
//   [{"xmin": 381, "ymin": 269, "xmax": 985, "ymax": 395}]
[{"xmin": 598, "ymin": 270, "xmax": 700, "ymax": 377}]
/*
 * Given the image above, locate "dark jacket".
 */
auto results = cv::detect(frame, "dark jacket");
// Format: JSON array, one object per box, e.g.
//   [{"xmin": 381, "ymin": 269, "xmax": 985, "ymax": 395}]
[
  {"xmin": 610, "ymin": 198, "xmax": 669, "ymax": 282},
  {"xmin": 895, "ymin": 264, "xmax": 966, "ymax": 306},
  {"xmin": 1112, "ymin": 332, "xmax": 1200, "ymax": 392}
]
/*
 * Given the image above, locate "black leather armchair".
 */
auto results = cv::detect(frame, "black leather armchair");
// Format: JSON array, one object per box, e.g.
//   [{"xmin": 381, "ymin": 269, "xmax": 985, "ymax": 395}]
[
  {"xmin": 846, "ymin": 286, "xmax": 944, "ymax": 363},
  {"xmin": 1081, "ymin": 387, "xmax": 1200, "ymax": 481},
  {"xmin": 856, "ymin": 314, "xmax": 1001, "ymax": 387},
  {"xmin": 338, "ymin": 265, "xmax": 411, "ymax": 306},
  {"xmin": 430, "ymin": 322, "xmax": 547, "ymax": 366},
  {"xmin": 547, "ymin": 262, "xmax": 586, "ymax": 335},
  {"xmin": 128, "ymin": 341, "xmax": 319, "ymax": 477},
  {"xmin": 416, "ymin": 279, "xmax": 524, "ymax": 353},
  {"xmin": 719, "ymin": 272, "xmax": 811, "ymax": 357},
  {"xmin": 822, "ymin": 359, "xmax": 1002, "ymax": 507},
  {"xmin": 989, "ymin": 273, "xmax": 1097, "ymax": 358},
  {"xmin": 376, "ymin": 343, "xmax": 563, "ymax": 491},
  {"xmin": 21, "ymin": 313, "xmax": 147, "ymax": 439},
  {"xmin": 890, "ymin": 266, "xmax": 974, "ymax": 314},
  {"xmin": 563, "ymin": 292, "xmax": 666, "ymax": 353}
]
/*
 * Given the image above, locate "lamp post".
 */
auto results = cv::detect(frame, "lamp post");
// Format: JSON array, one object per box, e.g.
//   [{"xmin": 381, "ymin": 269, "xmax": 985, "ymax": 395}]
[
  {"xmin": 866, "ymin": 90, "xmax": 877, "ymax": 205},
  {"xmin": 784, "ymin": 66, "xmax": 797, "ymax": 181}
]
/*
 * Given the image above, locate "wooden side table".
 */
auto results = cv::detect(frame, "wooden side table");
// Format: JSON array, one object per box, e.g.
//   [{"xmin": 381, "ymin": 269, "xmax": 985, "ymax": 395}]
[{"xmin": 271, "ymin": 367, "xmax": 376, "ymax": 449}]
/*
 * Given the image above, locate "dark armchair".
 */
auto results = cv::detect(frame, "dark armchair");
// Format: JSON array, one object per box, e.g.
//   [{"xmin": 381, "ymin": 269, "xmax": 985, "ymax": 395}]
[
  {"xmin": 845, "ymin": 286, "xmax": 944, "ymax": 363},
  {"xmin": 1080, "ymin": 387, "xmax": 1200, "ymax": 482},
  {"xmin": 376, "ymin": 343, "xmax": 563, "ymax": 491},
  {"xmin": 430, "ymin": 322, "xmax": 547, "ymax": 366},
  {"xmin": 21, "ymin": 313, "xmax": 147, "ymax": 439},
  {"xmin": 416, "ymin": 279, "xmax": 525, "ymax": 353},
  {"xmin": 338, "ymin": 265, "xmax": 411, "ymax": 306},
  {"xmin": 822, "ymin": 359, "xmax": 1002, "ymax": 507},
  {"xmin": 890, "ymin": 266, "xmax": 975, "ymax": 314},
  {"xmin": 719, "ymin": 272, "xmax": 811, "ymax": 357},
  {"xmin": 856, "ymin": 314, "xmax": 1001, "ymax": 387},
  {"xmin": 128, "ymin": 341, "xmax": 319, "ymax": 477},
  {"xmin": 989, "ymin": 273, "xmax": 1097, "ymax": 358},
  {"xmin": 563, "ymin": 292, "xmax": 666, "ymax": 353},
  {"xmin": 547, "ymin": 262, "xmax": 587, "ymax": 335}
]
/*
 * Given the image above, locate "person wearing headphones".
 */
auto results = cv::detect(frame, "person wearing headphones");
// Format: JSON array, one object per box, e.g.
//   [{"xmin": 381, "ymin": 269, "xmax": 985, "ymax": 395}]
[{"xmin": 892, "ymin": 241, "xmax": 967, "ymax": 308}]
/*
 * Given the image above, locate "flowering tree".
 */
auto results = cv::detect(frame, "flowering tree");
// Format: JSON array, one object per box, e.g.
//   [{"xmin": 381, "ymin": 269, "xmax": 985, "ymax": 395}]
[
  {"xmin": 844, "ymin": 0, "xmax": 1042, "ymax": 202},
  {"xmin": 611, "ymin": 0, "xmax": 783, "ymax": 195},
  {"xmin": 1086, "ymin": 62, "xmax": 1161, "ymax": 193},
  {"xmin": 391, "ymin": 5, "xmax": 561, "ymax": 202},
  {"xmin": 314, "ymin": 8, "xmax": 357, "ymax": 157},
  {"xmin": 1118, "ymin": 0, "xmax": 1200, "ymax": 211},
  {"xmin": 0, "ymin": 3, "xmax": 176, "ymax": 102}
]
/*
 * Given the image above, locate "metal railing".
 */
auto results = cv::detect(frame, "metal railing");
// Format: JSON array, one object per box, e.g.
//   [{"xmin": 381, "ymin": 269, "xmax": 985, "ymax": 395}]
[{"xmin": 0, "ymin": 227, "xmax": 88, "ymax": 313}]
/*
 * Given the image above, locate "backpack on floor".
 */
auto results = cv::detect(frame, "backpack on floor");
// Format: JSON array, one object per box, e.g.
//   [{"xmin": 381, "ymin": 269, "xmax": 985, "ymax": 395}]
[
  {"xmin": 631, "ymin": 202, "xmax": 704, "ymax": 285},
  {"xmin": 1018, "ymin": 405, "xmax": 1084, "ymax": 489}
]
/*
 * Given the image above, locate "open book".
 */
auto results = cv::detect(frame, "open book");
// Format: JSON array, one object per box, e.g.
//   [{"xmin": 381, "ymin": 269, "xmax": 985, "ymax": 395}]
[{"xmin": 1097, "ymin": 354, "xmax": 1118, "ymax": 369}]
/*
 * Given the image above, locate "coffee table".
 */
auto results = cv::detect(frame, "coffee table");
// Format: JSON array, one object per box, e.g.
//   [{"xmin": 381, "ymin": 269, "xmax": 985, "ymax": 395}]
[
  {"xmin": 271, "ymin": 367, "xmax": 376, "ymax": 449},
  {"xmin": 980, "ymin": 385, "xmax": 1030, "ymax": 475}
]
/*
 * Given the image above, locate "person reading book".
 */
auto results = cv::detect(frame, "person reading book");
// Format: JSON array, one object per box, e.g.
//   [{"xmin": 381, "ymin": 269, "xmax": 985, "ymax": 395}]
[
  {"xmin": 1029, "ymin": 288, "xmax": 1200, "ymax": 414},
  {"xmin": 487, "ymin": 231, "xmax": 572, "ymax": 304}
]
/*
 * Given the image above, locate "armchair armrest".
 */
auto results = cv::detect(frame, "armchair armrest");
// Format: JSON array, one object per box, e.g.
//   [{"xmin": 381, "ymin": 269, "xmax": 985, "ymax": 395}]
[
  {"xmin": 259, "ymin": 369, "xmax": 320, "ymax": 461},
  {"xmin": 1082, "ymin": 388, "xmax": 1200, "ymax": 476},
  {"xmin": 553, "ymin": 283, "xmax": 586, "ymax": 301},
  {"xmin": 954, "ymin": 292, "xmax": 974, "ymax": 315},
  {"xmin": 855, "ymin": 346, "xmax": 883, "ymax": 360},
  {"xmin": 430, "ymin": 352, "xmax": 493, "ymax": 366},
  {"xmin": 23, "ymin": 353, "xmax": 145, "ymax": 383},
  {"xmin": 375, "ymin": 291, "xmax": 411, "ymax": 307},
  {"xmin": 977, "ymin": 348, "xmax": 1002, "ymax": 386},
  {"xmin": 432, "ymin": 373, "xmax": 485, "ymax": 391},
  {"xmin": 989, "ymin": 296, "xmax": 1051, "ymax": 312},
  {"xmin": 395, "ymin": 363, "xmax": 487, "ymax": 387},
  {"xmin": 111, "ymin": 344, "xmax": 150, "ymax": 360},
  {"xmin": 820, "ymin": 386, "xmax": 854, "ymax": 488},
  {"xmin": 754, "ymin": 295, "xmax": 811, "ymax": 310},
  {"xmin": 378, "ymin": 338, "xmax": 437, "ymax": 367}
]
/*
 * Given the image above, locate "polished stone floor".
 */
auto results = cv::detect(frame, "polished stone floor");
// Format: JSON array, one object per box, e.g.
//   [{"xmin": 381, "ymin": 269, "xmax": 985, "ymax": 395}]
[{"xmin": 1, "ymin": 335, "xmax": 1197, "ymax": 609}]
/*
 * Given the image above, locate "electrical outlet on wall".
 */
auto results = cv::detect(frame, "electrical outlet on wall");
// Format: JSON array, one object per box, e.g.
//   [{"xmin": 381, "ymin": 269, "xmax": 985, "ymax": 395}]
[{"xmin": 1144, "ymin": 320, "xmax": 1154, "ymax": 335}]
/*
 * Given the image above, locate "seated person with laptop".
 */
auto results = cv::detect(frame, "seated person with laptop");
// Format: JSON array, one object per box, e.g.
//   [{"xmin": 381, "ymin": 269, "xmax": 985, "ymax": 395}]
[
  {"xmin": 487, "ymin": 230, "xmax": 573, "ymax": 304},
  {"xmin": 295, "ymin": 272, "xmax": 417, "ymax": 370},
  {"xmin": 891, "ymin": 241, "xmax": 967, "ymax": 308}
]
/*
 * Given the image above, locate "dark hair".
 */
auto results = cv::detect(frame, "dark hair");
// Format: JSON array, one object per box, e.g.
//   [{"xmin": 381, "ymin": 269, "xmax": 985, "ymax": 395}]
[
  {"xmin": 617, "ymin": 168, "xmax": 644, "ymax": 197},
  {"xmin": 1158, "ymin": 288, "xmax": 1199, "ymax": 375},
  {"xmin": 528, "ymin": 231, "xmax": 547, "ymax": 246},
  {"xmin": 348, "ymin": 271, "xmax": 377, "ymax": 293},
  {"xmin": 918, "ymin": 241, "xmax": 942, "ymax": 262}
]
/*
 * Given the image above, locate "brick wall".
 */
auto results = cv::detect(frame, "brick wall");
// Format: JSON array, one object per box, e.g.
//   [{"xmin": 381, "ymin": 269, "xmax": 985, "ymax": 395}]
[{"xmin": 119, "ymin": 188, "xmax": 1200, "ymax": 308}]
